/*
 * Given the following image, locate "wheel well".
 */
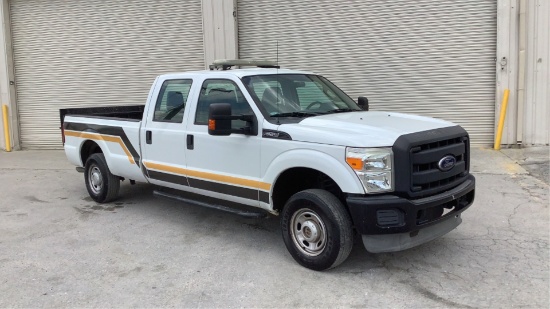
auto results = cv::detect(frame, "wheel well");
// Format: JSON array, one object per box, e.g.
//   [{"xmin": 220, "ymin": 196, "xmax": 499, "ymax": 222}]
[
  {"xmin": 272, "ymin": 168, "xmax": 345, "ymax": 214},
  {"xmin": 80, "ymin": 140, "xmax": 102, "ymax": 165}
]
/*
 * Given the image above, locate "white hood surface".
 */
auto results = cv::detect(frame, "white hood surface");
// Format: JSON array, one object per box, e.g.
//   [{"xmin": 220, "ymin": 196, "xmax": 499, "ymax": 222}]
[{"xmin": 278, "ymin": 111, "xmax": 456, "ymax": 147}]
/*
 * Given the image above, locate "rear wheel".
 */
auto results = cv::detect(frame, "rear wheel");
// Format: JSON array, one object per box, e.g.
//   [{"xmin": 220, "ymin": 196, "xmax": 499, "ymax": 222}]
[
  {"xmin": 281, "ymin": 189, "xmax": 353, "ymax": 270},
  {"xmin": 84, "ymin": 153, "xmax": 120, "ymax": 203}
]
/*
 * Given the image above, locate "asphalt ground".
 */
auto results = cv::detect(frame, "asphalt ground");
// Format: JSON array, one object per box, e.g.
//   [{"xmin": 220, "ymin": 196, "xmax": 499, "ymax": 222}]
[{"xmin": 0, "ymin": 148, "xmax": 548, "ymax": 308}]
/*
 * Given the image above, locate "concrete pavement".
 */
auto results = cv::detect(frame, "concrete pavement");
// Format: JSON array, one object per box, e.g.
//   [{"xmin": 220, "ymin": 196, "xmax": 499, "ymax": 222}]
[
  {"xmin": 0, "ymin": 147, "xmax": 548, "ymax": 307},
  {"xmin": 501, "ymin": 146, "xmax": 550, "ymax": 185}
]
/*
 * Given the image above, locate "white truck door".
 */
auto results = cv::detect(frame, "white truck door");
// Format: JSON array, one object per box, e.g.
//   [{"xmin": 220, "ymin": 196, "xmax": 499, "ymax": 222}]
[
  {"xmin": 140, "ymin": 78, "xmax": 196, "ymax": 189},
  {"xmin": 183, "ymin": 78, "xmax": 263, "ymax": 207}
]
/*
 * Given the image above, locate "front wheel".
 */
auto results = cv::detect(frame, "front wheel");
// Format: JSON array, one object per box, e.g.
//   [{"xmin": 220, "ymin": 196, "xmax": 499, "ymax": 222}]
[
  {"xmin": 84, "ymin": 153, "xmax": 120, "ymax": 203},
  {"xmin": 281, "ymin": 189, "xmax": 353, "ymax": 270}
]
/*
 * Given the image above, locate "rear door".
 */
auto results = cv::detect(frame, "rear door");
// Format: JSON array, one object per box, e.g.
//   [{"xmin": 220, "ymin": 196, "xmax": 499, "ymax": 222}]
[{"xmin": 140, "ymin": 77, "xmax": 196, "ymax": 189}]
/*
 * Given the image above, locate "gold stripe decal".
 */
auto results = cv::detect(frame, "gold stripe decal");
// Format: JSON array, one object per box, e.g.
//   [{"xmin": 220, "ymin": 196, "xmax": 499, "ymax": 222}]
[
  {"xmin": 143, "ymin": 161, "xmax": 271, "ymax": 191},
  {"xmin": 64, "ymin": 130, "xmax": 135, "ymax": 164}
]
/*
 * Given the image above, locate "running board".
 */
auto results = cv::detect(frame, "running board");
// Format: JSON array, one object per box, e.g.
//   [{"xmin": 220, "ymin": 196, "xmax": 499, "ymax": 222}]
[{"xmin": 153, "ymin": 190, "xmax": 268, "ymax": 218}]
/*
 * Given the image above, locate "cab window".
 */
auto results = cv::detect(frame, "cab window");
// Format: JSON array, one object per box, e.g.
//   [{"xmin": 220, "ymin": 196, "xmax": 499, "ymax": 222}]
[
  {"xmin": 194, "ymin": 79, "xmax": 254, "ymax": 130},
  {"xmin": 153, "ymin": 79, "xmax": 193, "ymax": 123}
]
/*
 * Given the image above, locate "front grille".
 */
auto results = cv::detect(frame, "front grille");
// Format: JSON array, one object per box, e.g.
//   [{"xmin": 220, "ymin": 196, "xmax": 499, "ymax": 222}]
[
  {"xmin": 410, "ymin": 136, "xmax": 469, "ymax": 196},
  {"xmin": 392, "ymin": 126, "xmax": 471, "ymax": 199}
]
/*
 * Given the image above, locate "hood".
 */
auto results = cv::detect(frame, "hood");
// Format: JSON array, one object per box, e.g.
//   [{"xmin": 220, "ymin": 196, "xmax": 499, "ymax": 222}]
[{"xmin": 278, "ymin": 111, "xmax": 456, "ymax": 147}]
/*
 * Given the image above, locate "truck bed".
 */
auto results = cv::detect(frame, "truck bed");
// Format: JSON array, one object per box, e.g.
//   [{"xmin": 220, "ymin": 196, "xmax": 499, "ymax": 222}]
[
  {"xmin": 59, "ymin": 105, "xmax": 145, "ymax": 126},
  {"xmin": 61, "ymin": 108, "xmax": 146, "ymax": 182}
]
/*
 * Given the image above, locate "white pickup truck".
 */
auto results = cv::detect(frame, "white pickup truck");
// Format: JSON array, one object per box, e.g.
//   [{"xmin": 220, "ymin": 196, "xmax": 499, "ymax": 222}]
[{"xmin": 61, "ymin": 60, "xmax": 475, "ymax": 271}]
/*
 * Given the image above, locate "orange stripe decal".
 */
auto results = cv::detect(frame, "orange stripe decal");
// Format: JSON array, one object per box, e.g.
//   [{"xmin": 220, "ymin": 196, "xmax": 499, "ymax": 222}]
[
  {"xmin": 143, "ymin": 161, "xmax": 271, "ymax": 191},
  {"xmin": 64, "ymin": 130, "xmax": 135, "ymax": 164}
]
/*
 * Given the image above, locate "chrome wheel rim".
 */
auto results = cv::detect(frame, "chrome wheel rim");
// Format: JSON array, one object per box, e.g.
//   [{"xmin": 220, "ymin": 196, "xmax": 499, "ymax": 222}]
[
  {"xmin": 88, "ymin": 165, "xmax": 103, "ymax": 194},
  {"xmin": 290, "ymin": 208, "xmax": 327, "ymax": 256}
]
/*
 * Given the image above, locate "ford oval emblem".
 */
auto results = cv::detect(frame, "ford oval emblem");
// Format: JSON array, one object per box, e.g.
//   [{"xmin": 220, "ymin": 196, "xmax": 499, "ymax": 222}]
[{"xmin": 438, "ymin": 155, "xmax": 456, "ymax": 171}]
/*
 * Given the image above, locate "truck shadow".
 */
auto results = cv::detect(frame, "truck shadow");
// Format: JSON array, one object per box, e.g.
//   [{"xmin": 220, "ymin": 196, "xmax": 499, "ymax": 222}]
[{"xmin": 110, "ymin": 182, "xmax": 452, "ymax": 273}]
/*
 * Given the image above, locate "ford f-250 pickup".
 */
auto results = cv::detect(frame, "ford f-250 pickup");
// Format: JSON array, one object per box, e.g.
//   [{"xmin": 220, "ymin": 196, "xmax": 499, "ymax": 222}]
[{"xmin": 60, "ymin": 59, "xmax": 475, "ymax": 271}]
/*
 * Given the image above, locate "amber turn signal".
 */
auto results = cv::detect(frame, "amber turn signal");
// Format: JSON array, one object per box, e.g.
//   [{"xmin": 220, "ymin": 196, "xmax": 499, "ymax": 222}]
[
  {"xmin": 208, "ymin": 119, "xmax": 216, "ymax": 130},
  {"xmin": 346, "ymin": 157, "xmax": 363, "ymax": 170}
]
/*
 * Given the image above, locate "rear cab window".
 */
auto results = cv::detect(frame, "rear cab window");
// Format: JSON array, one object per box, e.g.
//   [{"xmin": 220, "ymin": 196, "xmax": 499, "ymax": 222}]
[{"xmin": 153, "ymin": 79, "xmax": 193, "ymax": 123}]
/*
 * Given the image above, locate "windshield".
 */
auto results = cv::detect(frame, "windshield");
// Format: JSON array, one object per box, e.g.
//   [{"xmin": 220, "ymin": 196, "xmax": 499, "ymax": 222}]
[{"xmin": 241, "ymin": 74, "xmax": 361, "ymax": 118}]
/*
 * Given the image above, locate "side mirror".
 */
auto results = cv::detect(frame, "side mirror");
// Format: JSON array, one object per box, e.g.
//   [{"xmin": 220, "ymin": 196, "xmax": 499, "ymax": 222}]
[
  {"xmin": 358, "ymin": 97, "xmax": 369, "ymax": 111},
  {"xmin": 208, "ymin": 103, "xmax": 257, "ymax": 136},
  {"xmin": 208, "ymin": 103, "xmax": 233, "ymax": 136}
]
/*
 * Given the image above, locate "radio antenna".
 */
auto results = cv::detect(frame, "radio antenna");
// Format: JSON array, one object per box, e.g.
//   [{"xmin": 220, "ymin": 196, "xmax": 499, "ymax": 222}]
[
  {"xmin": 276, "ymin": 40, "xmax": 280, "ymax": 125},
  {"xmin": 276, "ymin": 40, "xmax": 279, "ymax": 66}
]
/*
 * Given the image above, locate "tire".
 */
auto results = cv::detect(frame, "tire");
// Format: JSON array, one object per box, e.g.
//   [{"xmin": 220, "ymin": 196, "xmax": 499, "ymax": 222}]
[
  {"xmin": 281, "ymin": 189, "xmax": 354, "ymax": 271},
  {"xmin": 84, "ymin": 153, "xmax": 120, "ymax": 203}
]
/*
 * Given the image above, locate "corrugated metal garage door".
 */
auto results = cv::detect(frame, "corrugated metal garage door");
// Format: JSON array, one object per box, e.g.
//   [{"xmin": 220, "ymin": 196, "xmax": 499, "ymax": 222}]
[
  {"xmin": 238, "ymin": 0, "xmax": 497, "ymax": 144},
  {"xmin": 10, "ymin": 0, "xmax": 204, "ymax": 149}
]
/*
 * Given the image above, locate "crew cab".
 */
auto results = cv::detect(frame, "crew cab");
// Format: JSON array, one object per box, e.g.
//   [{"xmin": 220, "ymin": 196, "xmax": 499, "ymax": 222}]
[{"xmin": 60, "ymin": 60, "xmax": 475, "ymax": 271}]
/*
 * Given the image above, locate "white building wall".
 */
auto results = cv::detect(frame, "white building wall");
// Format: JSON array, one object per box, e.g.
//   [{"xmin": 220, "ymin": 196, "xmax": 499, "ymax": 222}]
[
  {"xmin": 202, "ymin": 0, "xmax": 238, "ymax": 69},
  {"xmin": 522, "ymin": 0, "xmax": 549, "ymax": 145},
  {"xmin": 0, "ymin": 0, "xmax": 18, "ymax": 151},
  {"xmin": 496, "ymin": 0, "xmax": 519, "ymax": 145}
]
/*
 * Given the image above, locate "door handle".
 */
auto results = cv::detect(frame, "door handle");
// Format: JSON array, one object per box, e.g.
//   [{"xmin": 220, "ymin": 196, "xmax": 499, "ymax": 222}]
[
  {"xmin": 187, "ymin": 134, "xmax": 194, "ymax": 150},
  {"xmin": 146, "ymin": 130, "xmax": 152, "ymax": 144}
]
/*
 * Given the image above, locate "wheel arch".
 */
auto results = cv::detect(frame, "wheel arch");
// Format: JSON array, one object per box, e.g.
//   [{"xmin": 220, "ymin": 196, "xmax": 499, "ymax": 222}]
[
  {"xmin": 271, "ymin": 167, "xmax": 344, "ymax": 214},
  {"xmin": 265, "ymin": 149, "xmax": 365, "ymax": 213},
  {"xmin": 76, "ymin": 138, "xmax": 115, "ymax": 170},
  {"xmin": 80, "ymin": 139, "xmax": 103, "ymax": 166}
]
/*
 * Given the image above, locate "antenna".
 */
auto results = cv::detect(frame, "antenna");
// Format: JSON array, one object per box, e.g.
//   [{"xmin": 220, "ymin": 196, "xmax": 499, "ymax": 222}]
[
  {"xmin": 276, "ymin": 40, "xmax": 280, "ymax": 125},
  {"xmin": 276, "ymin": 40, "xmax": 279, "ymax": 66}
]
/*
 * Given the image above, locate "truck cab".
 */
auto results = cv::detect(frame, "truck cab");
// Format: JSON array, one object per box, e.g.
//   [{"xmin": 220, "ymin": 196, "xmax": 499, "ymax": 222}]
[{"xmin": 61, "ymin": 60, "xmax": 475, "ymax": 271}]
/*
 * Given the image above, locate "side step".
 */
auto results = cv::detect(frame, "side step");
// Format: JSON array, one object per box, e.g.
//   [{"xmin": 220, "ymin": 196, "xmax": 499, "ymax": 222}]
[{"xmin": 153, "ymin": 190, "xmax": 268, "ymax": 218}]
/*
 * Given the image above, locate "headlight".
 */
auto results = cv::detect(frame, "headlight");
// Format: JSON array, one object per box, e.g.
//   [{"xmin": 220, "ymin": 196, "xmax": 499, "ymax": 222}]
[{"xmin": 346, "ymin": 147, "xmax": 394, "ymax": 193}]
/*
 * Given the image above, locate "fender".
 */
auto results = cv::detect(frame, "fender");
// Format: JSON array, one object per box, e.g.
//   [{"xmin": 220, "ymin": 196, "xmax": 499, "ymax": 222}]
[
  {"xmin": 65, "ymin": 134, "xmax": 116, "ymax": 167},
  {"xmin": 64, "ymin": 128, "xmax": 147, "ymax": 182},
  {"xmin": 76, "ymin": 136, "xmax": 119, "ymax": 173},
  {"xmin": 263, "ymin": 148, "xmax": 365, "ymax": 195}
]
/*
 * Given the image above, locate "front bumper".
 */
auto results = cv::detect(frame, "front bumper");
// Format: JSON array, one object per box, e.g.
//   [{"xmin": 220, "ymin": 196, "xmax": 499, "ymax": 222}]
[{"xmin": 346, "ymin": 175, "xmax": 475, "ymax": 252}]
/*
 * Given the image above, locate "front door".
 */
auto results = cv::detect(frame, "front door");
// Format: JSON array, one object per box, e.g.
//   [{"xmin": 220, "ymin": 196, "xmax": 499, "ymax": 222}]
[{"xmin": 184, "ymin": 78, "xmax": 264, "ymax": 207}]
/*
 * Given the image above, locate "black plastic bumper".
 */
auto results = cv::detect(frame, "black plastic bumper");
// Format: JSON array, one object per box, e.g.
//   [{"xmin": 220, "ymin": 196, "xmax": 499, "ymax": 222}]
[{"xmin": 346, "ymin": 175, "xmax": 475, "ymax": 235}]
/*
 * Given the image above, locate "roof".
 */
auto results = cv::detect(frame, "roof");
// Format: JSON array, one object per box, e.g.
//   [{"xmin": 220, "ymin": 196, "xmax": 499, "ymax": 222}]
[{"xmin": 159, "ymin": 68, "xmax": 315, "ymax": 80}]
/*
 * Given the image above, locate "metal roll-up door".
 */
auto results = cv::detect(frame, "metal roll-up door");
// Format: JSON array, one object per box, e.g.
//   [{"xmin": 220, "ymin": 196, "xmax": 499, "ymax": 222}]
[
  {"xmin": 238, "ymin": 0, "xmax": 497, "ymax": 144},
  {"xmin": 10, "ymin": 0, "xmax": 204, "ymax": 149}
]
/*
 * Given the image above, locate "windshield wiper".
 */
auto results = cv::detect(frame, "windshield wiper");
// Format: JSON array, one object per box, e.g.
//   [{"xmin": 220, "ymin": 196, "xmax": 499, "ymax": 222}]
[
  {"xmin": 321, "ymin": 108, "xmax": 360, "ymax": 114},
  {"xmin": 270, "ymin": 111, "xmax": 320, "ymax": 118}
]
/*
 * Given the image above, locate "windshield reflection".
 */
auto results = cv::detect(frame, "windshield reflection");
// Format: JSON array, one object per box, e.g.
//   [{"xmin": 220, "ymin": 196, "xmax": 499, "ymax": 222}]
[{"xmin": 242, "ymin": 74, "xmax": 361, "ymax": 117}]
